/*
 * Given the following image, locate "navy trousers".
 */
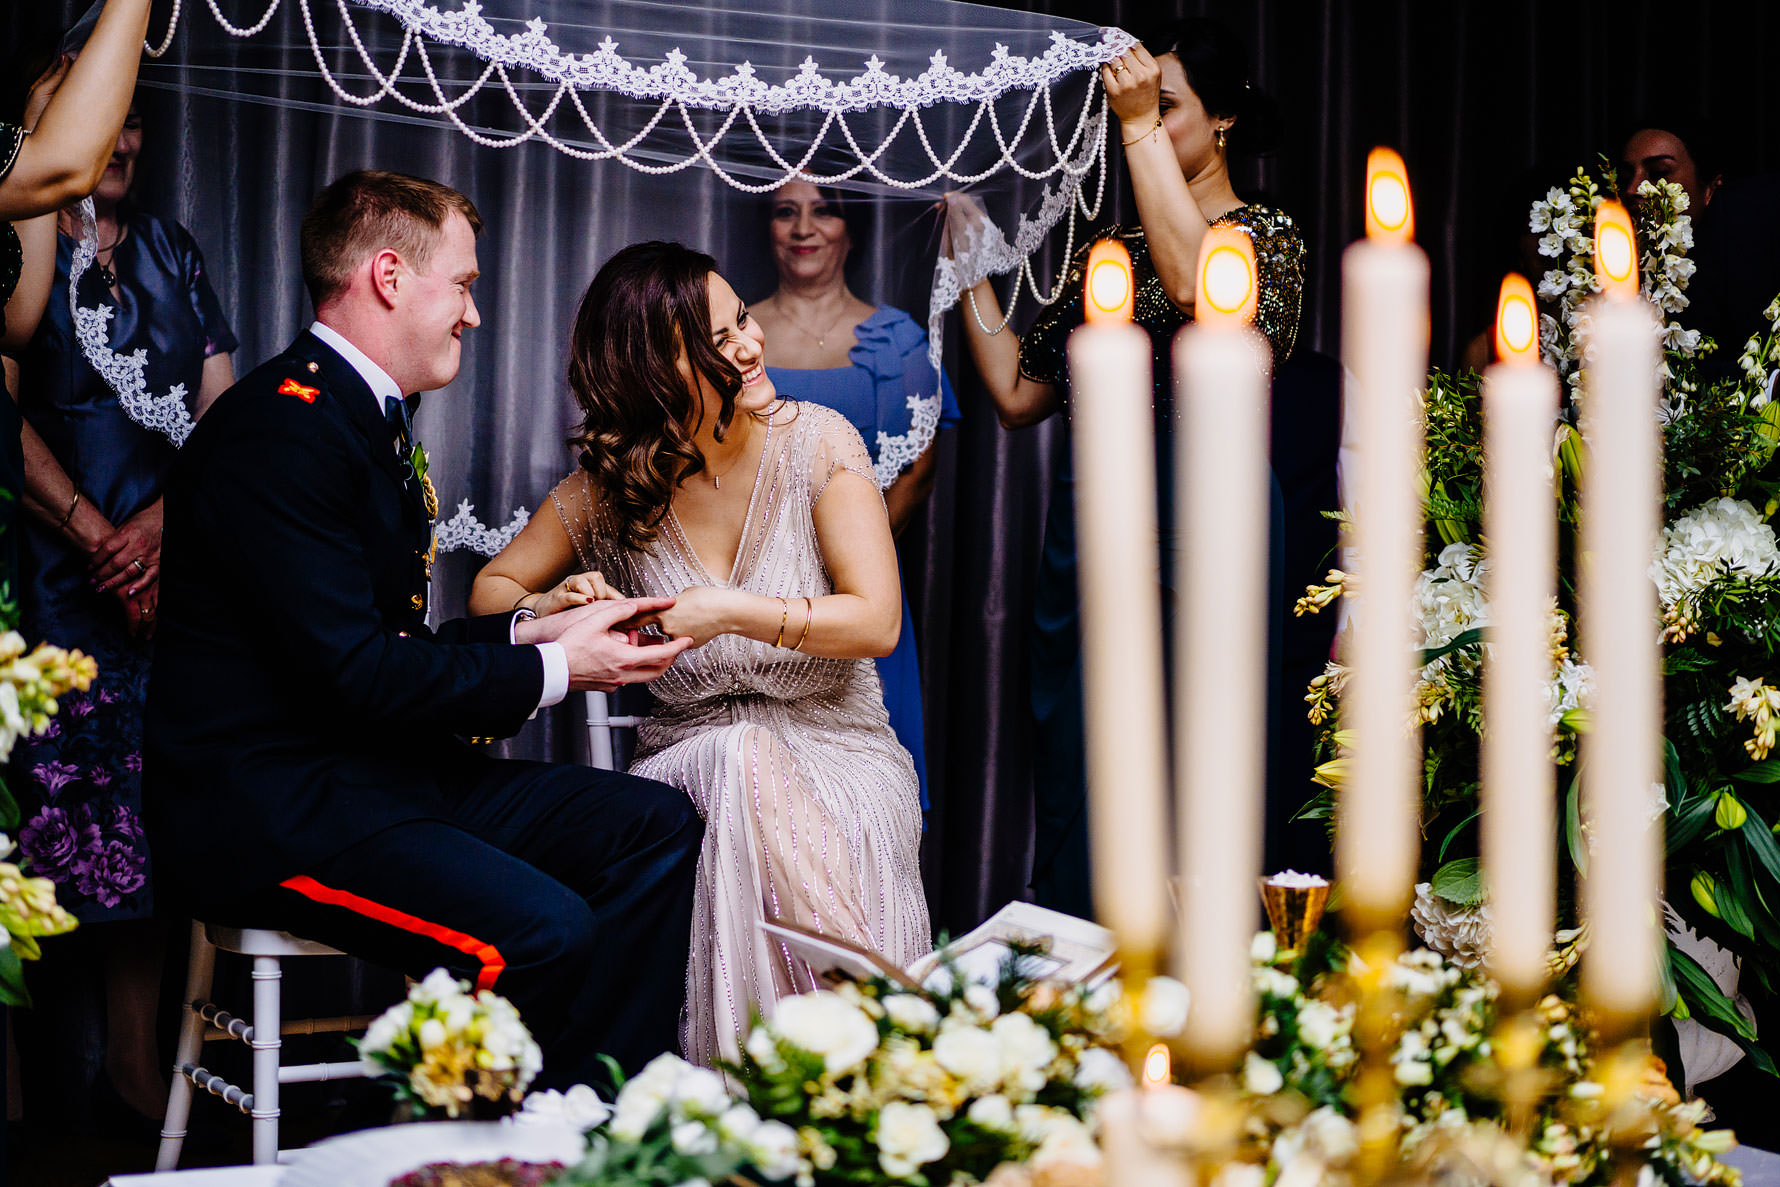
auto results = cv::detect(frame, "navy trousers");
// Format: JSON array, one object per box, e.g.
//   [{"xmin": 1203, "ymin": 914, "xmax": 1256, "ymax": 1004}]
[{"xmin": 224, "ymin": 758, "xmax": 701, "ymax": 1088}]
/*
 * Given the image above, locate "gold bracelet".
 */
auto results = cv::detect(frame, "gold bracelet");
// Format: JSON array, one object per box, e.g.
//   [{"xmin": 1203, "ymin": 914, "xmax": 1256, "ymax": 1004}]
[
  {"xmin": 791, "ymin": 596, "xmax": 814, "ymax": 652},
  {"xmin": 1120, "ymin": 116, "xmax": 1162, "ymax": 147},
  {"xmin": 773, "ymin": 597, "xmax": 789, "ymax": 648},
  {"xmin": 57, "ymin": 490, "xmax": 81, "ymax": 532}
]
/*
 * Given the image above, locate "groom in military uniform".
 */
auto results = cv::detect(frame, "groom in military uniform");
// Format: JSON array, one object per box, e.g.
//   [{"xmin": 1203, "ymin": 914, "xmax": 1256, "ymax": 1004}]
[{"xmin": 146, "ymin": 170, "xmax": 701, "ymax": 1084}]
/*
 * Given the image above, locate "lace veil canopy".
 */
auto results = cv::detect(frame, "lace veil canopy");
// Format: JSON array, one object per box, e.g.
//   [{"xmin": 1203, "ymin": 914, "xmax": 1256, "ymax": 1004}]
[{"xmin": 56, "ymin": 0, "xmax": 1128, "ymax": 552}]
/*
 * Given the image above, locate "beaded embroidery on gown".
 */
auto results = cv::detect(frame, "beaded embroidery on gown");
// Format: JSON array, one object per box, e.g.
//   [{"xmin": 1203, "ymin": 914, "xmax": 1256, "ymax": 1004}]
[{"xmin": 552, "ymin": 400, "xmax": 931, "ymax": 1065}]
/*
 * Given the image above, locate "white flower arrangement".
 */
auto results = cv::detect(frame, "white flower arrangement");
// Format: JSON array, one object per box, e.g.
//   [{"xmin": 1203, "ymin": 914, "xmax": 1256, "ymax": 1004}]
[
  {"xmin": 357, "ymin": 967, "xmax": 543, "ymax": 1119},
  {"xmin": 1409, "ymin": 881, "xmax": 1492, "ymax": 970},
  {"xmin": 1529, "ymin": 170, "xmax": 1701, "ymax": 401},
  {"xmin": 1651, "ymin": 497, "xmax": 1780, "ymax": 612},
  {"xmin": 724, "ymin": 958, "xmax": 1182, "ymax": 1186},
  {"xmin": 1132, "ymin": 935, "xmax": 1742, "ymax": 1187}
]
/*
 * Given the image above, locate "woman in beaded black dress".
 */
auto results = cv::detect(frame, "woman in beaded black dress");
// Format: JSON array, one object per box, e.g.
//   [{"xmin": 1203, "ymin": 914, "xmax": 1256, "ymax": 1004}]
[{"xmin": 946, "ymin": 18, "xmax": 1305, "ymax": 918}]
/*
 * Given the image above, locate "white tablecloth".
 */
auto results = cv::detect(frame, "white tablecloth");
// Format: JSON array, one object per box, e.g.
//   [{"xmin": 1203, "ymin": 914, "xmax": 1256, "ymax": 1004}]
[
  {"xmin": 109, "ymin": 1145, "xmax": 1780, "ymax": 1187},
  {"xmin": 108, "ymin": 1168, "xmax": 283, "ymax": 1187}
]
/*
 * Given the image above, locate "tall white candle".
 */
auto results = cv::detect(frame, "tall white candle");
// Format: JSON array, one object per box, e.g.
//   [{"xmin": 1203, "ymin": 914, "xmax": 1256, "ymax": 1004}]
[
  {"xmin": 1069, "ymin": 239, "xmax": 1172, "ymax": 969},
  {"xmin": 1480, "ymin": 273, "xmax": 1561, "ymax": 1000},
  {"xmin": 1340, "ymin": 148, "xmax": 1431, "ymax": 929},
  {"xmin": 1579, "ymin": 200, "xmax": 1663, "ymax": 1022},
  {"xmin": 1174, "ymin": 226, "xmax": 1270, "ymax": 1068}
]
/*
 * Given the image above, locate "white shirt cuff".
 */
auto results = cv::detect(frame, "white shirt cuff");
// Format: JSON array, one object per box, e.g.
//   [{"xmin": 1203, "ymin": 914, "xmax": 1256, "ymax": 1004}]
[{"xmin": 535, "ymin": 642, "xmax": 570, "ymax": 710}]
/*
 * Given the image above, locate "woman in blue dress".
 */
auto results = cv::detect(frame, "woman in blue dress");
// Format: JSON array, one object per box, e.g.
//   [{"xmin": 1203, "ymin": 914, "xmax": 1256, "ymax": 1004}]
[
  {"xmin": 752, "ymin": 181, "xmax": 959, "ymax": 809},
  {"xmin": 12, "ymin": 97, "xmax": 237, "ymax": 1125}
]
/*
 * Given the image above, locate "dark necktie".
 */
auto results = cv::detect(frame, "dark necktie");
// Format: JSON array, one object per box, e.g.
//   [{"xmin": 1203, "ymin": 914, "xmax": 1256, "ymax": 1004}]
[{"xmin": 384, "ymin": 394, "xmax": 419, "ymax": 456}]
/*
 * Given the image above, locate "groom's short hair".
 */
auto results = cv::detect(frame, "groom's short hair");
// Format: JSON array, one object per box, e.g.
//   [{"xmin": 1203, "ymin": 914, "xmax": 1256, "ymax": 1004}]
[{"xmin": 301, "ymin": 170, "xmax": 484, "ymax": 309}]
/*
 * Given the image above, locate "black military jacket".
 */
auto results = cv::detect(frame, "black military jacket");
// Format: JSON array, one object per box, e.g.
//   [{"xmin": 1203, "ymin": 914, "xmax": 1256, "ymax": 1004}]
[{"xmin": 145, "ymin": 331, "xmax": 543, "ymax": 900}]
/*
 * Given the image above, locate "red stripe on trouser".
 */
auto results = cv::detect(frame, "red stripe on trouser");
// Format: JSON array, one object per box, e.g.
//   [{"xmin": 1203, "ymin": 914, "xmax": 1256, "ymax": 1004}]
[{"xmin": 280, "ymin": 874, "xmax": 508, "ymax": 991}]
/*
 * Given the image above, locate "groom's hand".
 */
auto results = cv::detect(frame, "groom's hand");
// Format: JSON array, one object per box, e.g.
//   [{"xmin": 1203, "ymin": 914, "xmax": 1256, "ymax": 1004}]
[{"xmin": 518, "ymin": 597, "xmax": 694, "ymax": 691}]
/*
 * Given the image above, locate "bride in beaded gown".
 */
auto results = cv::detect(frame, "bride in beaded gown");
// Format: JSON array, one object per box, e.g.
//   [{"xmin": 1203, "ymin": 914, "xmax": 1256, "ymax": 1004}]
[{"xmin": 471, "ymin": 242, "xmax": 929, "ymax": 1066}]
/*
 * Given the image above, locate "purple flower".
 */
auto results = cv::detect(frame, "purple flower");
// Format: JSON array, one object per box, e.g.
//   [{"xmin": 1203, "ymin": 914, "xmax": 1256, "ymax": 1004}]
[
  {"xmin": 123, "ymin": 752, "xmax": 143, "ymax": 773},
  {"xmin": 38, "ymin": 720, "xmax": 61, "ymax": 740},
  {"xmin": 32, "ymin": 760, "xmax": 82, "ymax": 799},
  {"xmin": 98, "ymin": 688, "xmax": 121, "ymax": 705},
  {"xmin": 68, "ymin": 697, "xmax": 95, "ymax": 719},
  {"xmin": 99, "ymin": 803, "xmax": 144, "ymax": 843},
  {"xmin": 88, "ymin": 767, "xmax": 114, "ymax": 790},
  {"xmin": 20, "ymin": 806, "xmax": 101, "ymax": 883},
  {"xmin": 73, "ymin": 837, "xmax": 147, "ymax": 908}
]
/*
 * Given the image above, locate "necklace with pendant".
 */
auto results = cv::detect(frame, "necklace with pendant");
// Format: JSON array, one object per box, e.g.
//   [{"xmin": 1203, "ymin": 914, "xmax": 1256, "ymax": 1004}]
[
  {"xmin": 94, "ymin": 226, "xmax": 125, "ymax": 290},
  {"xmin": 777, "ymin": 299, "xmax": 850, "ymax": 350}
]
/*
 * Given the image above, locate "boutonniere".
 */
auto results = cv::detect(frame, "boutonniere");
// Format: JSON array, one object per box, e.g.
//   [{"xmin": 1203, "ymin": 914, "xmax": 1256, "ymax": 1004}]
[{"xmin": 408, "ymin": 440, "xmax": 440, "ymax": 521}]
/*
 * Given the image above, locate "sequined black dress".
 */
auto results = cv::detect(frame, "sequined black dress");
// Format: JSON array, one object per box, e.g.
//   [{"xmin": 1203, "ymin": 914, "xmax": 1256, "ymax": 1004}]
[{"xmin": 1015, "ymin": 208, "xmax": 1306, "ymax": 917}]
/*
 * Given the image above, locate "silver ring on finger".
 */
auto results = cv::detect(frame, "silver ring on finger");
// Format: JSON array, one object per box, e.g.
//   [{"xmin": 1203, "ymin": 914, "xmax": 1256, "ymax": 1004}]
[{"xmin": 131, "ymin": 558, "xmax": 146, "ymax": 575}]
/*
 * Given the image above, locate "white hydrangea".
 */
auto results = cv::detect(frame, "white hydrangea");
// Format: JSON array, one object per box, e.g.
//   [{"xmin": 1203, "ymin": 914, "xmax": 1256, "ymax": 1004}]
[
  {"xmin": 1409, "ymin": 882, "xmax": 1491, "ymax": 970},
  {"xmin": 1651, "ymin": 497, "xmax": 1780, "ymax": 610}
]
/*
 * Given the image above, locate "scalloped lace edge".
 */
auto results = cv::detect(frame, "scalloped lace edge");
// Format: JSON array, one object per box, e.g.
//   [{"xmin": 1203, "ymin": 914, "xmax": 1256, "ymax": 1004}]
[
  {"xmin": 873, "ymin": 391, "xmax": 943, "ymax": 489},
  {"xmin": 351, "ymin": 1, "xmax": 1134, "ymax": 115}
]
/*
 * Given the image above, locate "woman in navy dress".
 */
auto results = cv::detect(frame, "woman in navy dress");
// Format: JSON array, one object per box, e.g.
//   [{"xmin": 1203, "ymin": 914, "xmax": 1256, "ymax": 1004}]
[
  {"xmin": 753, "ymin": 181, "xmax": 960, "ymax": 809},
  {"xmin": 12, "ymin": 98, "xmax": 236, "ymax": 1124}
]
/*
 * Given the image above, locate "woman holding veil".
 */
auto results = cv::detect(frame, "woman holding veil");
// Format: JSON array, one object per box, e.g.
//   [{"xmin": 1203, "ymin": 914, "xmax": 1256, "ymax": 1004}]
[
  {"xmin": 471, "ymin": 241, "xmax": 929, "ymax": 1065},
  {"xmin": 946, "ymin": 18, "xmax": 1305, "ymax": 918}
]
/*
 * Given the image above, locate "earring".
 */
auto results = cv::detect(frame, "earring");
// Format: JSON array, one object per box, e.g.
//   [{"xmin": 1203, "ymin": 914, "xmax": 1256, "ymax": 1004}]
[{"xmin": 1216, "ymin": 126, "xmax": 1227, "ymax": 151}]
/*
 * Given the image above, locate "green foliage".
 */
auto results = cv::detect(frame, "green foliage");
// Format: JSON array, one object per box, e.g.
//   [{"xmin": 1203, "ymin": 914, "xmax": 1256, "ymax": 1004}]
[
  {"xmin": 1299, "ymin": 162, "xmax": 1780, "ymax": 1070},
  {"xmin": 1430, "ymin": 858, "xmax": 1483, "ymax": 907}
]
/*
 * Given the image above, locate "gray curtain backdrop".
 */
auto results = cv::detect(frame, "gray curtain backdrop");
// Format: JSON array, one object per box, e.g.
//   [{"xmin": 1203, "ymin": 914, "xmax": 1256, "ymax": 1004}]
[{"xmin": 11, "ymin": 0, "xmax": 1779, "ymax": 940}]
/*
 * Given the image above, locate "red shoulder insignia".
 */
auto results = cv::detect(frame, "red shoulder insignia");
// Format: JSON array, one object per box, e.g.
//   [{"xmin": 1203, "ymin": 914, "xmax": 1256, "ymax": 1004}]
[{"xmin": 278, "ymin": 378, "xmax": 320, "ymax": 403}]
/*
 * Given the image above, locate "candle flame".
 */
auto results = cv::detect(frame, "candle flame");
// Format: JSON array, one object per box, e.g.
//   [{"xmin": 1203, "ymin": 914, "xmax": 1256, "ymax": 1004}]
[
  {"xmin": 1142, "ymin": 1043, "xmax": 1171, "ymax": 1088},
  {"xmin": 1593, "ymin": 200, "xmax": 1639, "ymax": 299},
  {"xmin": 1364, "ymin": 147, "xmax": 1415, "ymax": 243},
  {"xmin": 1494, "ymin": 273, "xmax": 1539, "ymax": 364},
  {"xmin": 1084, "ymin": 238, "xmax": 1134, "ymax": 325},
  {"xmin": 1195, "ymin": 226, "xmax": 1257, "ymax": 327}
]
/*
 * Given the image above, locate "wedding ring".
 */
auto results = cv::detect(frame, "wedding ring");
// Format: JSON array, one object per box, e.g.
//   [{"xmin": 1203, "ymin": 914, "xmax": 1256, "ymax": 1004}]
[{"xmin": 131, "ymin": 558, "xmax": 145, "ymax": 575}]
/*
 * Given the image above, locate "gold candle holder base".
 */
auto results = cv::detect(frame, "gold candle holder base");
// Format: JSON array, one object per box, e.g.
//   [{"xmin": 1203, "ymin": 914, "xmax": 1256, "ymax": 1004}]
[{"xmin": 1258, "ymin": 875, "xmax": 1332, "ymax": 953}]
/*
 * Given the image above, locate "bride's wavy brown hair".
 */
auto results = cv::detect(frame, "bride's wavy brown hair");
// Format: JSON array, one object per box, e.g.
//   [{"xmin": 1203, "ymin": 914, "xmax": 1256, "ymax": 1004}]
[{"xmin": 567, "ymin": 241, "xmax": 745, "ymax": 551}]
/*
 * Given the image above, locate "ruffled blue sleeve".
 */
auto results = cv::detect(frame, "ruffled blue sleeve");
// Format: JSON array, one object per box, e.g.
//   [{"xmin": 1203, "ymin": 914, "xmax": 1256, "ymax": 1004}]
[{"xmin": 849, "ymin": 306, "xmax": 958, "ymax": 489}]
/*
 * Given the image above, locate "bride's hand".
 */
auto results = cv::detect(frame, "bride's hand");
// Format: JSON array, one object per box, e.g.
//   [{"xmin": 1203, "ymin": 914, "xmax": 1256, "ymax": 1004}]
[
  {"xmin": 627, "ymin": 585, "xmax": 736, "ymax": 649},
  {"xmin": 531, "ymin": 570, "xmax": 623, "ymax": 617},
  {"xmin": 938, "ymin": 191, "xmax": 992, "ymax": 262}
]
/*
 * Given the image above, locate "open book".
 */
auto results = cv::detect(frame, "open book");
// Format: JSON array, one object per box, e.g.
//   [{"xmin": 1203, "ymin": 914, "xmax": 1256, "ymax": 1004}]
[{"xmin": 759, "ymin": 902, "xmax": 1117, "ymax": 992}]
